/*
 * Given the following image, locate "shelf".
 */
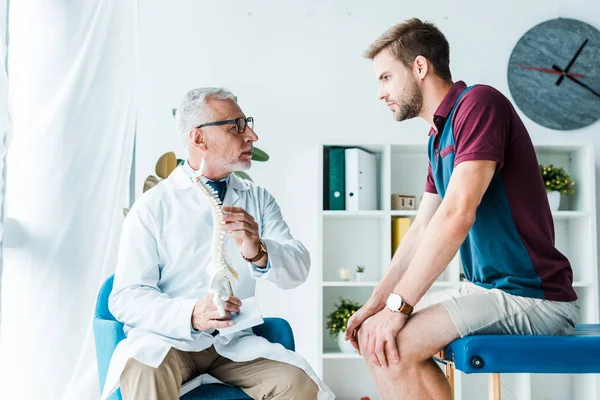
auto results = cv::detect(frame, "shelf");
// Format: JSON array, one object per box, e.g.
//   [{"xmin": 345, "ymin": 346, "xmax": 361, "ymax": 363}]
[
  {"xmin": 321, "ymin": 210, "xmax": 385, "ymax": 218},
  {"xmin": 432, "ymin": 281, "xmax": 457, "ymax": 288},
  {"xmin": 390, "ymin": 210, "xmax": 418, "ymax": 216},
  {"xmin": 322, "ymin": 210, "xmax": 589, "ymax": 219},
  {"xmin": 323, "ymin": 281, "xmax": 378, "ymax": 287},
  {"xmin": 322, "ymin": 281, "xmax": 457, "ymax": 288},
  {"xmin": 323, "ymin": 281, "xmax": 591, "ymax": 288},
  {"xmin": 552, "ymin": 211, "xmax": 591, "ymax": 219},
  {"xmin": 319, "ymin": 141, "xmax": 598, "ymax": 400},
  {"xmin": 573, "ymin": 281, "xmax": 592, "ymax": 287},
  {"xmin": 323, "ymin": 352, "xmax": 362, "ymax": 359}
]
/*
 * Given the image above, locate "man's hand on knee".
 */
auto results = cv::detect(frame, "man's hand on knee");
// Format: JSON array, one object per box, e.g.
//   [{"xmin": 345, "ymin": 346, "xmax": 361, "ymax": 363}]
[
  {"xmin": 359, "ymin": 309, "xmax": 407, "ymax": 367},
  {"xmin": 345, "ymin": 297, "xmax": 386, "ymax": 352}
]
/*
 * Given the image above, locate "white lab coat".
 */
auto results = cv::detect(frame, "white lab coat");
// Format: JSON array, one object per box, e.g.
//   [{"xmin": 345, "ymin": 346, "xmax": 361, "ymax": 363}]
[{"xmin": 101, "ymin": 166, "xmax": 334, "ymax": 399}]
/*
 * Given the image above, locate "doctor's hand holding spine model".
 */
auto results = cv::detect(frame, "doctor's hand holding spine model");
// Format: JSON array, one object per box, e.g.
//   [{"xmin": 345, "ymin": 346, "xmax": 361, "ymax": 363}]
[
  {"xmin": 103, "ymin": 87, "xmax": 334, "ymax": 400},
  {"xmin": 345, "ymin": 18, "xmax": 579, "ymax": 400}
]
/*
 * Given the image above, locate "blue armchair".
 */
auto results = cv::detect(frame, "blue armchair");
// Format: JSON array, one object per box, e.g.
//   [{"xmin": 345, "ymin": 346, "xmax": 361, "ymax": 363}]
[{"xmin": 93, "ymin": 275, "xmax": 295, "ymax": 400}]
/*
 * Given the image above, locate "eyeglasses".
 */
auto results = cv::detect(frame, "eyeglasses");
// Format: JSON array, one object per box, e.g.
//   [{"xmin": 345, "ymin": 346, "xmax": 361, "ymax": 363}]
[{"xmin": 196, "ymin": 116, "xmax": 254, "ymax": 134}]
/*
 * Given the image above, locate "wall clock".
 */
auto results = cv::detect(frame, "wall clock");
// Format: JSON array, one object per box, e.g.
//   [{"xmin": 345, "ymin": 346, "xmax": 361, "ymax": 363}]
[{"xmin": 507, "ymin": 18, "xmax": 600, "ymax": 130}]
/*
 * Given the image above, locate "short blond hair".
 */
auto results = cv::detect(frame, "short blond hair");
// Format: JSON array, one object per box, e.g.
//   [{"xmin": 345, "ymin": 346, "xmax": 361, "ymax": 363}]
[{"xmin": 364, "ymin": 18, "xmax": 452, "ymax": 82}]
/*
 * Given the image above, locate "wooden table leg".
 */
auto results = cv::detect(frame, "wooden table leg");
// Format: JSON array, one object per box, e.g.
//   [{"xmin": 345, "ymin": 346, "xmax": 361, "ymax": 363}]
[
  {"xmin": 489, "ymin": 373, "xmax": 501, "ymax": 400},
  {"xmin": 445, "ymin": 362, "xmax": 455, "ymax": 400}
]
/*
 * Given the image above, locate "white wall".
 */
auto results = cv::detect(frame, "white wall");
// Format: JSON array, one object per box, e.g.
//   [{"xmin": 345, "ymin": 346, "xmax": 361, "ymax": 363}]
[{"xmin": 136, "ymin": 0, "xmax": 600, "ymax": 372}]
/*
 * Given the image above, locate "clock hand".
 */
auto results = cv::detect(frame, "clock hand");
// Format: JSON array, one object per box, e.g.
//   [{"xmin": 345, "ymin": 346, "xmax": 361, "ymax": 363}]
[
  {"xmin": 517, "ymin": 65, "xmax": 584, "ymax": 78},
  {"xmin": 552, "ymin": 65, "xmax": 600, "ymax": 98},
  {"xmin": 556, "ymin": 39, "xmax": 588, "ymax": 86},
  {"xmin": 565, "ymin": 76, "xmax": 600, "ymax": 98}
]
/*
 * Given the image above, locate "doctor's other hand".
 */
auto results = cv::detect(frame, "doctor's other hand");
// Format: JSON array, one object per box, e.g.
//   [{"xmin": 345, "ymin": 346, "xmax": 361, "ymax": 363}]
[
  {"xmin": 344, "ymin": 295, "xmax": 386, "ymax": 352},
  {"xmin": 192, "ymin": 294, "xmax": 242, "ymax": 331},
  {"xmin": 222, "ymin": 206, "xmax": 260, "ymax": 258}
]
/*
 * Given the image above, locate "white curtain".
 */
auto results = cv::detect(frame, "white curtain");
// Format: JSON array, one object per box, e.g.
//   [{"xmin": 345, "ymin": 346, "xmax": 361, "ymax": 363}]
[
  {"xmin": 0, "ymin": 0, "xmax": 8, "ymax": 332},
  {"xmin": 0, "ymin": 1, "xmax": 137, "ymax": 399}
]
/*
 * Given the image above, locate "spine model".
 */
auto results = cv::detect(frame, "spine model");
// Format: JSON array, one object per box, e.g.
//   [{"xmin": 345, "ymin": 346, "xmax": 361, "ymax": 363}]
[{"xmin": 194, "ymin": 159, "xmax": 239, "ymax": 317}]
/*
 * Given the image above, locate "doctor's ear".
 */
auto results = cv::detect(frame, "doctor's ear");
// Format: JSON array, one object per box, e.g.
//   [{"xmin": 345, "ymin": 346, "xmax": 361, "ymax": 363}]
[{"xmin": 190, "ymin": 128, "xmax": 208, "ymax": 151}]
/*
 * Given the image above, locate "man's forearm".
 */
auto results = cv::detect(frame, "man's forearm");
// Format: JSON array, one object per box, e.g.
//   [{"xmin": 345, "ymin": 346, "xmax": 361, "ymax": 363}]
[
  {"xmin": 373, "ymin": 222, "xmax": 427, "ymax": 300},
  {"xmin": 393, "ymin": 207, "xmax": 474, "ymax": 306}
]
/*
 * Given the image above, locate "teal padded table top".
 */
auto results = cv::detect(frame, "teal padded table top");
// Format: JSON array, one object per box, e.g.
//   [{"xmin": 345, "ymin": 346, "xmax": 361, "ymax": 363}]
[{"xmin": 439, "ymin": 324, "xmax": 600, "ymax": 374}]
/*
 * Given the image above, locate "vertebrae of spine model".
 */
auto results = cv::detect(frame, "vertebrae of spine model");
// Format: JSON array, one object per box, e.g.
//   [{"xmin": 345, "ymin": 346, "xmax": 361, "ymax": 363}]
[{"xmin": 194, "ymin": 159, "xmax": 239, "ymax": 317}]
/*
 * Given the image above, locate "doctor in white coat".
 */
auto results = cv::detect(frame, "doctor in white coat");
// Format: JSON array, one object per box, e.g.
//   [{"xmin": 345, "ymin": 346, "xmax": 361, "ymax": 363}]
[{"xmin": 101, "ymin": 87, "xmax": 334, "ymax": 400}]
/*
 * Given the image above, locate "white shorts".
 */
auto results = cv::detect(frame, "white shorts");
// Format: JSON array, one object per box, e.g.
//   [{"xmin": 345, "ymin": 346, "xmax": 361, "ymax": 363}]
[{"xmin": 415, "ymin": 281, "xmax": 579, "ymax": 337}]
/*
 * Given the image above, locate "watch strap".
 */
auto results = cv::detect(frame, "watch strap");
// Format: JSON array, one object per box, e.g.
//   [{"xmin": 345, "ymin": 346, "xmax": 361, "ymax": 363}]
[
  {"xmin": 243, "ymin": 241, "xmax": 266, "ymax": 263},
  {"xmin": 399, "ymin": 302, "xmax": 414, "ymax": 316}
]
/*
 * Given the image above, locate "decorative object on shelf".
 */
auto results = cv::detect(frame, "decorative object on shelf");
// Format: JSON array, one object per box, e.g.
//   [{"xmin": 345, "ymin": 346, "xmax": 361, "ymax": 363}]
[
  {"xmin": 392, "ymin": 217, "xmax": 412, "ymax": 256},
  {"xmin": 539, "ymin": 164, "xmax": 575, "ymax": 211},
  {"xmin": 507, "ymin": 18, "xmax": 600, "ymax": 130},
  {"xmin": 123, "ymin": 109, "xmax": 270, "ymax": 216},
  {"xmin": 355, "ymin": 265, "xmax": 365, "ymax": 282},
  {"xmin": 391, "ymin": 194, "xmax": 417, "ymax": 210},
  {"xmin": 325, "ymin": 297, "xmax": 362, "ymax": 353},
  {"xmin": 338, "ymin": 266, "xmax": 351, "ymax": 281}
]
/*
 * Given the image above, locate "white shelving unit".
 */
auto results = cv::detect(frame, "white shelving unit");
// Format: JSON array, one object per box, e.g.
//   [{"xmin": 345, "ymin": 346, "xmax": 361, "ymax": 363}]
[{"xmin": 317, "ymin": 141, "xmax": 598, "ymax": 400}]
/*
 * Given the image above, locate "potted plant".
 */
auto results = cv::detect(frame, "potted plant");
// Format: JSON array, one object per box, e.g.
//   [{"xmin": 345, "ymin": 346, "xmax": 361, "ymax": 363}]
[
  {"xmin": 539, "ymin": 164, "xmax": 575, "ymax": 211},
  {"xmin": 325, "ymin": 297, "xmax": 362, "ymax": 353},
  {"xmin": 355, "ymin": 265, "xmax": 365, "ymax": 282}
]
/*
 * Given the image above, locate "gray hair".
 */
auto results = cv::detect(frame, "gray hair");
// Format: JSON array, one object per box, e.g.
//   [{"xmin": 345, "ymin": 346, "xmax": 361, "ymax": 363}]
[{"xmin": 175, "ymin": 87, "xmax": 238, "ymax": 153}]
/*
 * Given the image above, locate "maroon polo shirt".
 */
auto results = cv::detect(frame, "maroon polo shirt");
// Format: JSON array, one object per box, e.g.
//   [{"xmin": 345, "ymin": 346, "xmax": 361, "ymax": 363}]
[{"xmin": 424, "ymin": 81, "xmax": 576, "ymax": 302}]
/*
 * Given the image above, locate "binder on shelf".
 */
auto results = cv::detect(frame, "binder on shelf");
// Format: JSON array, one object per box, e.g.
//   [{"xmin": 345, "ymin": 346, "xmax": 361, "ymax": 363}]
[
  {"xmin": 392, "ymin": 217, "xmax": 412, "ymax": 255},
  {"xmin": 324, "ymin": 147, "xmax": 346, "ymax": 210},
  {"xmin": 345, "ymin": 148, "xmax": 377, "ymax": 211}
]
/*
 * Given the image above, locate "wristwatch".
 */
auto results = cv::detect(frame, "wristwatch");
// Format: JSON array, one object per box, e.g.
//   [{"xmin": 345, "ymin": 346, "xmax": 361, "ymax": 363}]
[
  {"xmin": 242, "ymin": 239, "xmax": 267, "ymax": 263},
  {"xmin": 386, "ymin": 293, "xmax": 414, "ymax": 316}
]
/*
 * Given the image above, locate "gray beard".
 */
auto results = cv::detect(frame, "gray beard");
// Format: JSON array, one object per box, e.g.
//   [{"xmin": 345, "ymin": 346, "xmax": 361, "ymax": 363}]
[{"xmin": 230, "ymin": 159, "xmax": 251, "ymax": 172}]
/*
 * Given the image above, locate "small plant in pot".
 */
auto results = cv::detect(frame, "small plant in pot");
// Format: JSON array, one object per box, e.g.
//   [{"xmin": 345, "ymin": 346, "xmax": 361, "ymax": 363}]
[
  {"xmin": 355, "ymin": 265, "xmax": 365, "ymax": 282},
  {"xmin": 539, "ymin": 164, "xmax": 575, "ymax": 211},
  {"xmin": 325, "ymin": 297, "xmax": 362, "ymax": 353}
]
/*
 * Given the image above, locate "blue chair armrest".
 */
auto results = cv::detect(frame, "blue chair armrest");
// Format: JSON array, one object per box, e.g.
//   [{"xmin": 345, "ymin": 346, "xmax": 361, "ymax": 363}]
[
  {"xmin": 253, "ymin": 317, "xmax": 295, "ymax": 351},
  {"xmin": 93, "ymin": 318, "xmax": 126, "ymax": 399}
]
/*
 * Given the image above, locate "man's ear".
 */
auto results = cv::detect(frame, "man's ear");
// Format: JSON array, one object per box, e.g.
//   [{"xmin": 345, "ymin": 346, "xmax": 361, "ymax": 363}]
[
  {"xmin": 413, "ymin": 55, "xmax": 429, "ymax": 80},
  {"xmin": 190, "ymin": 128, "xmax": 208, "ymax": 151}
]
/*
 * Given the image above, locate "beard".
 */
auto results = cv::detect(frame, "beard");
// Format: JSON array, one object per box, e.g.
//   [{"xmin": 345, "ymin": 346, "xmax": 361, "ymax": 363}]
[
  {"xmin": 393, "ymin": 78, "xmax": 423, "ymax": 122},
  {"xmin": 230, "ymin": 158, "xmax": 251, "ymax": 171},
  {"xmin": 204, "ymin": 138, "xmax": 252, "ymax": 173}
]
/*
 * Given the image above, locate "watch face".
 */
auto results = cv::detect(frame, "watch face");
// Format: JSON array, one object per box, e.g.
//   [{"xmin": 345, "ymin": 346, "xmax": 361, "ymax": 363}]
[
  {"xmin": 387, "ymin": 294, "xmax": 403, "ymax": 310},
  {"xmin": 507, "ymin": 18, "xmax": 600, "ymax": 130}
]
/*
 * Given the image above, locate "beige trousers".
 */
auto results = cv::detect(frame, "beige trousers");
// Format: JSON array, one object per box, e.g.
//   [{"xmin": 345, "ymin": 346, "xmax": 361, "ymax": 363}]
[{"xmin": 120, "ymin": 346, "xmax": 318, "ymax": 400}]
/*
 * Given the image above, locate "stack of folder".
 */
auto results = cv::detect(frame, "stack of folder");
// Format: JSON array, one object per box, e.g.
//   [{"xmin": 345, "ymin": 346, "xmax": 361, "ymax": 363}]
[{"xmin": 323, "ymin": 146, "xmax": 377, "ymax": 211}]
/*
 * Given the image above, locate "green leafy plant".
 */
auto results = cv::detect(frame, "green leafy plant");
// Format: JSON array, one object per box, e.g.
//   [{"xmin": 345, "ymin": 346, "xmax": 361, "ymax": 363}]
[
  {"xmin": 356, "ymin": 265, "xmax": 365, "ymax": 273},
  {"xmin": 539, "ymin": 164, "xmax": 575, "ymax": 195},
  {"xmin": 325, "ymin": 297, "xmax": 363, "ymax": 340}
]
